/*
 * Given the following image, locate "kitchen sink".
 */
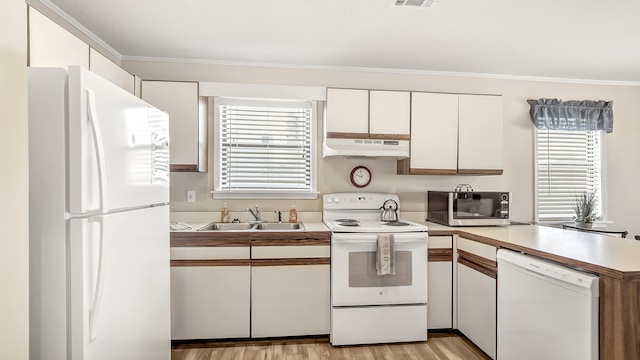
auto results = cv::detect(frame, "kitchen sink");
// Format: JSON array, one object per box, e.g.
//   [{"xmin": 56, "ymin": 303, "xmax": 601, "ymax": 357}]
[
  {"xmin": 257, "ymin": 222, "xmax": 305, "ymax": 230},
  {"xmin": 197, "ymin": 222, "xmax": 257, "ymax": 231},
  {"xmin": 197, "ymin": 222, "xmax": 305, "ymax": 231}
]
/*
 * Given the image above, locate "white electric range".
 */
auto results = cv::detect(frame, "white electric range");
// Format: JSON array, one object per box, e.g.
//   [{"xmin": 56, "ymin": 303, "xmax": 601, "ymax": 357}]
[{"xmin": 323, "ymin": 193, "xmax": 429, "ymax": 346}]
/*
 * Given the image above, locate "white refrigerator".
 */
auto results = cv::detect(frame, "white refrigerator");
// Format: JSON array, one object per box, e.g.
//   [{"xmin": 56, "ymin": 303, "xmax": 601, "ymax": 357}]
[{"xmin": 29, "ymin": 66, "xmax": 171, "ymax": 359}]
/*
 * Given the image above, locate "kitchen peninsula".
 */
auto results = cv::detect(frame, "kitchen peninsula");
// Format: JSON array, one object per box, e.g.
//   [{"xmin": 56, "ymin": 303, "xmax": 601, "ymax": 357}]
[{"xmin": 425, "ymin": 221, "xmax": 640, "ymax": 360}]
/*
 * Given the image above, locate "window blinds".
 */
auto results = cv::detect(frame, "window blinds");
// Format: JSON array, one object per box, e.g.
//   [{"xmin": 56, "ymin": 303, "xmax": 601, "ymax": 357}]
[
  {"xmin": 217, "ymin": 100, "xmax": 313, "ymax": 193},
  {"xmin": 536, "ymin": 129, "xmax": 602, "ymax": 222}
]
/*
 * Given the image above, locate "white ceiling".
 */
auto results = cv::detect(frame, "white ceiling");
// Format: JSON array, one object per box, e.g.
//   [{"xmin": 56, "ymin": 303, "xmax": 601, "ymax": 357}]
[{"xmin": 43, "ymin": 0, "xmax": 640, "ymax": 83}]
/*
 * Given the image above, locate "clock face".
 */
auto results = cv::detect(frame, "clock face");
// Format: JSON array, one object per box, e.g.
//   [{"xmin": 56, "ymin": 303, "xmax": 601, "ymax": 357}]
[{"xmin": 350, "ymin": 166, "xmax": 372, "ymax": 188}]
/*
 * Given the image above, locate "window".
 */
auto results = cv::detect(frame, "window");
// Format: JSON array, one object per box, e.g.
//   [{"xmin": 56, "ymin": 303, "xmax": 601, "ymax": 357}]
[
  {"xmin": 213, "ymin": 97, "xmax": 317, "ymax": 199},
  {"xmin": 535, "ymin": 129, "xmax": 604, "ymax": 222}
]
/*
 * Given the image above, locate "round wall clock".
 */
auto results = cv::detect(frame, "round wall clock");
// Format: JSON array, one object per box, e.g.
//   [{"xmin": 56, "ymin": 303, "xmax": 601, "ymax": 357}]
[{"xmin": 350, "ymin": 166, "xmax": 372, "ymax": 188}]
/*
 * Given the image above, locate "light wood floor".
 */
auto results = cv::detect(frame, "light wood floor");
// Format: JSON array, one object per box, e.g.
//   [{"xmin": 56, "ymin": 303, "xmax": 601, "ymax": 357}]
[{"xmin": 171, "ymin": 333, "xmax": 490, "ymax": 360}]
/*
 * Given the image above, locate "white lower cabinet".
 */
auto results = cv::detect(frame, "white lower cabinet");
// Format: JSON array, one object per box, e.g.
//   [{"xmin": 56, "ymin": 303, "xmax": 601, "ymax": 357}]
[
  {"xmin": 170, "ymin": 234, "xmax": 331, "ymax": 340},
  {"xmin": 251, "ymin": 242, "xmax": 331, "ymax": 338},
  {"xmin": 170, "ymin": 265, "xmax": 250, "ymax": 340},
  {"xmin": 427, "ymin": 236, "xmax": 453, "ymax": 329},
  {"xmin": 251, "ymin": 264, "xmax": 330, "ymax": 337},
  {"xmin": 456, "ymin": 237, "xmax": 497, "ymax": 359},
  {"xmin": 169, "ymin": 244, "xmax": 251, "ymax": 340},
  {"xmin": 457, "ymin": 263, "xmax": 496, "ymax": 358}
]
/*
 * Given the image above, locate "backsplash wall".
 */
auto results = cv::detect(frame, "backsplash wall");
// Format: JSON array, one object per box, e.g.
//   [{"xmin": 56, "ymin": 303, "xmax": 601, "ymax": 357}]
[
  {"xmin": 168, "ymin": 102, "xmax": 508, "ymax": 220},
  {"xmin": 125, "ymin": 60, "xmax": 640, "ymax": 232}
]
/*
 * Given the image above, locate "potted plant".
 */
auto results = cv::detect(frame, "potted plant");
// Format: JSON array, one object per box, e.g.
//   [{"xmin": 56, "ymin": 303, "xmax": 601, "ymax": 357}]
[{"xmin": 572, "ymin": 191, "xmax": 600, "ymax": 228}]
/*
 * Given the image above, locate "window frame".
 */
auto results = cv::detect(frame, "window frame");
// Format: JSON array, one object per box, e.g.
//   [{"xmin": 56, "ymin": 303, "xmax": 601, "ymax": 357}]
[
  {"xmin": 212, "ymin": 97, "xmax": 318, "ymax": 200},
  {"xmin": 534, "ymin": 128, "xmax": 607, "ymax": 224}
]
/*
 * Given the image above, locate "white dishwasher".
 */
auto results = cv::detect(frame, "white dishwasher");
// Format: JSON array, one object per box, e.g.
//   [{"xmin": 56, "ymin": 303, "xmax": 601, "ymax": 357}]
[{"xmin": 496, "ymin": 249, "xmax": 599, "ymax": 360}]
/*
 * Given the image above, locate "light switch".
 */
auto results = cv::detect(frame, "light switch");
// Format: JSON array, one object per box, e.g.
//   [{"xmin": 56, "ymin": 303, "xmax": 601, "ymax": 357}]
[{"xmin": 187, "ymin": 190, "xmax": 196, "ymax": 203}]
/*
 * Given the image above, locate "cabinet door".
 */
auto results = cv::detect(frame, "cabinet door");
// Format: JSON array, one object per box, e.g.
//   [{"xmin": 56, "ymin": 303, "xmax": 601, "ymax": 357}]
[
  {"xmin": 325, "ymin": 88, "xmax": 369, "ymax": 137},
  {"xmin": 457, "ymin": 237, "xmax": 497, "ymax": 359},
  {"xmin": 457, "ymin": 263, "xmax": 496, "ymax": 359},
  {"xmin": 251, "ymin": 264, "xmax": 330, "ymax": 338},
  {"xmin": 89, "ymin": 48, "xmax": 135, "ymax": 94},
  {"xmin": 427, "ymin": 236, "xmax": 453, "ymax": 329},
  {"xmin": 28, "ymin": 7, "xmax": 89, "ymax": 69},
  {"xmin": 141, "ymin": 81, "xmax": 205, "ymax": 172},
  {"xmin": 458, "ymin": 94, "xmax": 503, "ymax": 174},
  {"xmin": 170, "ymin": 265, "xmax": 250, "ymax": 340},
  {"xmin": 369, "ymin": 90, "xmax": 410, "ymax": 138},
  {"xmin": 407, "ymin": 92, "xmax": 458, "ymax": 173}
]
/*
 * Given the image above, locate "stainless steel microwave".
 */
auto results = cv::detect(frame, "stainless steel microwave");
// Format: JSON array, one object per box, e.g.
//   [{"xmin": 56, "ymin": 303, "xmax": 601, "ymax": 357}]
[{"xmin": 426, "ymin": 191, "xmax": 510, "ymax": 226}]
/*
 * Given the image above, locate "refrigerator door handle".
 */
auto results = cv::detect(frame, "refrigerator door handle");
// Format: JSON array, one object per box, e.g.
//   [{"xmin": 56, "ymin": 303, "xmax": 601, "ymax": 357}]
[
  {"xmin": 86, "ymin": 89, "xmax": 108, "ymax": 214},
  {"xmin": 89, "ymin": 217, "xmax": 106, "ymax": 342}
]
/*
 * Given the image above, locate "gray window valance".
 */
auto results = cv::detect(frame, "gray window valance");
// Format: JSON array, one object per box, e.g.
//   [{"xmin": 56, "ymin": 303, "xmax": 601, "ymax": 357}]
[{"xmin": 527, "ymin": 99, "xmax": 613, "ymax": 133}]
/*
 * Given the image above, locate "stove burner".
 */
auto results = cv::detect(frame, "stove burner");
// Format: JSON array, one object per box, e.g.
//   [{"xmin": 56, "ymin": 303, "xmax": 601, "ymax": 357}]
[
  {"xmin": 335, "ymin": 219, "xmax": 358, "ymax": 223},
  {"xmin": 338, "ymin": 222, "xmax": 360, "ymax": 227},
  {"xmin": 382, "ymin": 221, "xmax": 412, "ymax": 227}
]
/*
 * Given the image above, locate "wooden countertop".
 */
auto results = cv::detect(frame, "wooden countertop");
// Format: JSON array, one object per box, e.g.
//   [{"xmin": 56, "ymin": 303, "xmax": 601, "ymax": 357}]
[
  {"xmin": 424, "ymin": 221, "xmax": 640, "ymax": 278},
  {"xmin": 170, "ymin": 221, "xmax": 331, "ymax": 246},
  {"xmin": 171, "ymin": 217, "xmax": 640, "ymax": 277},
  {"xmin": 172, "ymin": 221, "xmax": 329, "ymax": 233}
]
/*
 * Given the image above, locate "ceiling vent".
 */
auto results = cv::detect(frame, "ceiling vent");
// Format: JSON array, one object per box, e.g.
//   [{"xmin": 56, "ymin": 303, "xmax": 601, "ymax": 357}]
[{"xmin": 393, "ymin": 0, "xmax": 438, "ymax": 8}]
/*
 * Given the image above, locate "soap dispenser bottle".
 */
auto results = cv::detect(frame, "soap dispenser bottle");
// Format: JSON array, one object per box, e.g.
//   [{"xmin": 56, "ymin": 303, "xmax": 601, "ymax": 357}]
[
  {"xmin": 221, "ymin": 202, "xmax": 229, "ymax": 223},
  {"xmin": 288, "ymin": 205, "xmax": 298, "ymax": 223}
]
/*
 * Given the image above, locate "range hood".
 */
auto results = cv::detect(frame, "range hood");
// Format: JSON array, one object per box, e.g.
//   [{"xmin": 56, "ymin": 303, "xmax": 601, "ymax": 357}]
[{"xmin": 323, "ymin": 138, "xmax": 409, "ymax": 158}]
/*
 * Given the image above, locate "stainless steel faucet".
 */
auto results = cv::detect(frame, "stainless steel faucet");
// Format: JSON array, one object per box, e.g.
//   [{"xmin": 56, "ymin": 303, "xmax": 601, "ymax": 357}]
[{"xmin": 247, "ymin": 205, "xmax": 261, "ymax": 221}]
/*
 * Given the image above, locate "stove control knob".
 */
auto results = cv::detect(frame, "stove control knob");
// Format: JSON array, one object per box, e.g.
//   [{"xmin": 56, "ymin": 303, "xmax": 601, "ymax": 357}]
[
  {"xmin": 326, "ymin": 197, "xmax": 333, "ymax": 204},
  {"xmin": 333, "ymin": 196, "xmax": 341, "ymax": 203}
]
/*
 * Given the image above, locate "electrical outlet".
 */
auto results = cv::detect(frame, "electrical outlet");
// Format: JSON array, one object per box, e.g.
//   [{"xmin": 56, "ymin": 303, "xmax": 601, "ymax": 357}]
[{"xmin": 187, "ymin": 190, "xmax": 196, "ymax": 203}]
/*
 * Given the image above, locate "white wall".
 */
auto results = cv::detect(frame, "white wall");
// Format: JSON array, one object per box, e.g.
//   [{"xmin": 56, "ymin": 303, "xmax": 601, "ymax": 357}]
[
  {"xmin": 0, "ymin": 0, "xmax": 29, "ymax": 358},
  {"xmin": 124, "ymin": 60, "xmax": 640, "ymax": 236}
]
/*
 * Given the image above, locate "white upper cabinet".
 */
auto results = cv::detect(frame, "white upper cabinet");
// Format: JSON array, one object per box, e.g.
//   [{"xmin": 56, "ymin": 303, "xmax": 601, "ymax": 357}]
[
  {"xmin": 458, "ymin": 94, "xmax": 503, "ymax": 174},
  {"xmin": 89, "ymin": 49, "xmax": 135, "ymax": 94},
  {"xmin": 325, "ymin": 88, "xmax": 369, "ymax": 136},
  {"xmin": 141, "ymin": 81, "xmax": 206, "ymax": 172},
  {"xmin": 28, "ymin": 7, "xmax": 89, "ymax": 69},
  {"xmin": 369, "ymin": 90, "xmax": 410, "ymax": 138},
  {"xmin": 325, "ymin": 88, "xmax": 411, "ymax": 140},
  {"xmin": 398, "ymin": 92, "xmax": 503, "ymax": 175},
  {"xmin": 404, "ymin": 92, "xmax": 459, "ymax": 174},
  {"xmin": 29, "ymin": 7, "xmax": 136, "ymax": 96}
]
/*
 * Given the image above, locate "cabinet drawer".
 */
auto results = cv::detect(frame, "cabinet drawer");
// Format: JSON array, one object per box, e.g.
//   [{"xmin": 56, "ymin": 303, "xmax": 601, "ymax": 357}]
[
  {"xmin": 458, "ymin": 237, "xmax": 496, "ymax": 261},
  {"xmin": 429, "ymin": 235, "xmax": 453, "ymax": 248},
  {"xmin": 170, "ymin": 246, "xmax": 249, "ymax": 260},
  {"xmin": 252, "ymin": 245, "xmax": 330, "ymax": 259},
  {"xmin": 428, "ymin": 236, "xmax": 453, "ymax": 262}
]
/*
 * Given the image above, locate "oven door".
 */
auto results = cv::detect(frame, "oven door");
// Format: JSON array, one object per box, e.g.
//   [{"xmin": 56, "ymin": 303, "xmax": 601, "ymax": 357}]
[{"xmin": 331, "ymin": 232, "xmax": 427, "ymax": 307}]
